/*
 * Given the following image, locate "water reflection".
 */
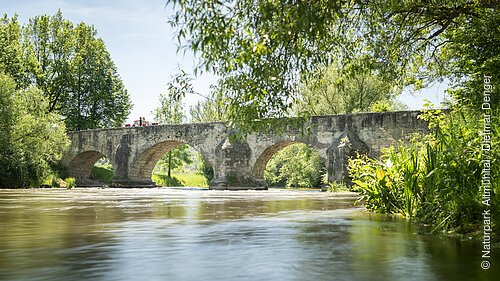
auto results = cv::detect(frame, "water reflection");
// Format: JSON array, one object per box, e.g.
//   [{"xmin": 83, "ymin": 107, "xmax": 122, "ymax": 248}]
[{"xmin": 0, "ymin": 188, "xmax": 497, "ymax": 281}]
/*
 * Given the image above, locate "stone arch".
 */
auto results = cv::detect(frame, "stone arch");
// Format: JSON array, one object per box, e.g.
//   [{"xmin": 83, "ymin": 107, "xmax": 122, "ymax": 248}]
[
  {"xmin": 68, "ymin": 150, "xmax": 108, "ymax": 179},
  {"xmin": 252, "ymin": 140, "xmax": 326, "ymax": 179},
  {"xmin": 128, "ymin": 140, "xmax": 213, "ymax": 180}
]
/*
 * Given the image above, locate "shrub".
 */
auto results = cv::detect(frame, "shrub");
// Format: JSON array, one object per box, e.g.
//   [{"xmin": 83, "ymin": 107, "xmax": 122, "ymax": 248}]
[
  {"xmin": 197, "ymin": 157, "xmax": 214, "ymax": 182},
  {"xmin": 264, "ymin": 143, "xmax": 326, "ymax": 188},
  {"xmin": 349, "ymin": 109, "xmax": 499, "ymax": 234},
  {"xmin": 65, "ymin": 177, "xmax": 76, "ymax": 189},
  {"xmin": 0, "ymin": 74, "xmax": 69, "ymax": 187},
  {"xmin": 91, "ymin": 166, "xmax": 114, "ymax": 183}
]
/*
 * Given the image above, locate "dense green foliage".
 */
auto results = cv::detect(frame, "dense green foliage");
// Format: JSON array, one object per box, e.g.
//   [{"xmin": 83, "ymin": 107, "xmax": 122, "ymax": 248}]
[
  {"xmin": 168, "ymin": 0, "xmax": 499, "ymax": 237},
  {"xmin": 152, "ymin": 80, "xmax": 192, "ymax": 179},
  {"xmin": 0, "ymin": 73, "xmax": 69, "ymax": 187},
  {"xmin": 152, "ymin": 172, "xmax": 208, "ymax": 187},
  {"xmin": 0, "ymin": 16, "xmax": 24, "ymax": 85},
  {"xmin": 439, "ymin": 4, "xmax": 499, "ymax": 113},
  {"xmin": 264, "ymin": 143, "xmax": 325, "ymax": 188},
  {"xmin": 64, "ymin": 177, "xmax": 76, "ymax": 189},
  {"xmin": 0, "ymin": 11, "xmax": 132, "ymax": 130},
  {"xmin": 349, "ymin": 109, "xmax": 499, "ymax": 234},
  {"xmin": 196, "ymin": 154, "xmax": 214, "ymax": 182},
  {"xmin": 1, "ymin": 11, "xmax": 130, "ymax": 187},
  {"xmin": 189, "ymin": 88, "xmax": 228, "ymax": 123},
  {"xmin": 91, "ymin": 158, "xmax": 114, "ymax": 184},
  {"xmin": 167, "ymin": 0, "xmax": 498, "ymax": 133},
  {"xmin": 294, "ymin": 65, "xmax": 407, "ymax": 116}
]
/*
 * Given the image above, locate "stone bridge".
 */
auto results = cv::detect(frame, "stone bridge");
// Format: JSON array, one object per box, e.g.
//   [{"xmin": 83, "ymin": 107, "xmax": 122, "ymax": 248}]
[{"xmin": 61, "ymin": 111, "xmax": 429, "ymax": 189}]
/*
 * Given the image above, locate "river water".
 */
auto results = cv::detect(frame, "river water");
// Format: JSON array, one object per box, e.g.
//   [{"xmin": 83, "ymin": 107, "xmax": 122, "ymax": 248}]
[{"xmin": 0, "ymin": 188, "xmax": 497, "ymax": 281}]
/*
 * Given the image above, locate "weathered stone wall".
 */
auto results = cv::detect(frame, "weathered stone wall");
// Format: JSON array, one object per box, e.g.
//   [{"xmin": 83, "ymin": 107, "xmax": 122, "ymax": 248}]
[{"xmin": 62, "ymin": 110, "xmax": 428, "ymax": 189}]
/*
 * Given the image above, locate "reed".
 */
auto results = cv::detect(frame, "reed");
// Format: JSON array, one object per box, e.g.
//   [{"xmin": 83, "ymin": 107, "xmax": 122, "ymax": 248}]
[{"xmin": 349, "ymin": 109, "xmax": 498, "ymax": 235}]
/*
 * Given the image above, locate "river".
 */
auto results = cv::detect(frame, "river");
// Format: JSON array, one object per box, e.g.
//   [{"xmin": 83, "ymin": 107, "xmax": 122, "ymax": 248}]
[{"xmin": 0, "ymin": 188, "xmax": 497, "ymax": 281}]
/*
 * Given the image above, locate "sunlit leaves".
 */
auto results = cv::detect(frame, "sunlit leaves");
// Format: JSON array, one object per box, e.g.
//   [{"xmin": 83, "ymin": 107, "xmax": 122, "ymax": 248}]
[
  {"xmin": 0, "ymin": 73, "xmax": 69, "ymax": 187},
  {"xmin": 167, "ymin": 0, "xmax": 498, "ymax": 134},
  {"xmin": 167, "ymin": 0, "xmax": 355, "ymax": 133},
  {"xmin": 0, "ymin": 15, "xmax": 24, "ymax": 87},
  {"xmin": 349, "ymin": 109, "xmax": 498, "ymax": 232},
  {"xmin": 152, "ymin": 71, "xmax": 192, "ymax": 178},
  {"xmin": 189, "ymin": 84, "xmax": 228, "ymax": 123},
  {"xmin": 264, "ymin": 143, "xmax": 325, "ymax": 188},
  {"xmin": 293, "ymin": 64, "xmax": 405, "ymax": 116},
  {"xmin": 153, "ymin": 71, "xmax": 192, "ymax": 125},
  {"xmin": 1, "ymin": 11, "xmax": 132, "ymax": 131}
]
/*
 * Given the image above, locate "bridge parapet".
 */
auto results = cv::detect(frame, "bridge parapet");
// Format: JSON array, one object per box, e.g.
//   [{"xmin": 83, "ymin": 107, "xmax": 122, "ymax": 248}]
[{"xmin": 62, "ymin": 110, "xmax": 429, "ymax": 189}]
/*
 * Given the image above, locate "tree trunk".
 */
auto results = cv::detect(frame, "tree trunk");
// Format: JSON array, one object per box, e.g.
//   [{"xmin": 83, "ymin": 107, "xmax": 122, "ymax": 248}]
[{"xmin": 167, "ymin": 150, "xmax": 172, "ymax": 180}]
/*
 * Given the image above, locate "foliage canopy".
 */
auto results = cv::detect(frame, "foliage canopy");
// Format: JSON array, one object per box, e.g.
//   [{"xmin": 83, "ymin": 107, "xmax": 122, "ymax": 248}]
[
  {"xmin": 264, "ymin": 143, "xmax": 325, "ymax": 188},
  {"xmin": 0, "ymin": 73, "xmax": 69, "ymax": 187},
  {"xmin": 294, "ymin": 65, "xmax": 407, "ymax": 116},
  {"xmin": 168, "ymin": 0, "xmax": 499, "ymax": 132},
  {"xmin": 0, "ymin": 11, "xmax": 132, "ymax": 130},
  {"xmin": 349, "ymin": 109, "xmax": 499, "ymax": 234},
  {"xmin": 153, "ymin": 76, "xmax": 192, "ymax": 179}
]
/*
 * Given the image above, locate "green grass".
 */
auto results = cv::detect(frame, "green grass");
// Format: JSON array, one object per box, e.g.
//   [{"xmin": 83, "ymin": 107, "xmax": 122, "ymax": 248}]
[
  {"xmin": 152, "ymin": 172, "xmax": 208, "ymax": 187},
  {"xmin": 91, "ymin": 166, "xmax": 114, "ymax": 183}
]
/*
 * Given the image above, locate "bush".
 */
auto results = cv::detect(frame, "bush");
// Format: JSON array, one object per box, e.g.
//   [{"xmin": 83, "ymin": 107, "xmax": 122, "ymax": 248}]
[
  {"xmin": 197, "ymin": 157, "xmax": 214, "ymax": 182},
  {"xmin": 65, "ymin": 177, "xmax": 76, "ymax": 189},
  {"xmin": 51, "ymin": 178, "xmax": 67, "ymax": 188},
  {"xmin": 91, "ymin": 159, "xmax": 114, "ymax": 183},
  {"xmin": 0, "ymin": 73, "xmax": 69, "ymax": 187},
  {"xmin": 349, "ymin": 109, "xmax": 499, "ymax": 234},
  {"xmin": 264, "ymin": 143, "xmax": 325, "ymax": 188}
]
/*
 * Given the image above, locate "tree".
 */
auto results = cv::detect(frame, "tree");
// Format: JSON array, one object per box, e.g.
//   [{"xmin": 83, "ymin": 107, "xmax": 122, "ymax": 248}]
[
  {"xmin": 153, "ymin": 144, "xmax": 192, "ymax": 179},
  {"xmin": 22, "ymin": 10, "xmax": 74, "ymax": 113},
  {"xmin": 152, "ymin": 71, "xmax": 193, "ymax": 180},
  {"xmin": 189, "ymin": 84, "xmax": 228, "ymax": 123},
  {"xmin": 190, "ymin": 99, "xmax": 223, "ymax": 123},
  {"xmin": 294, "ymin": 64, "xmax": 407, "ymax": 116},
  {"xmin": 264, "ymin": 143, "xmax": 325, "ymax": 188},
  {"xmin": 153, "ymin": 90, "xmax": 185, "ymax": 125},
  {"xmin": 63, "ymin": 23, "xmax": 131, "ymax": 130},
  {"xmin": 0, "ymin": 73, "xmax": 16, "ymax": 186},
  {"xmin": 0, "ymin": 15, "xmax": 25, "ymax": 87},
  {"xmin": 1, "ymin": 11, "xmax": 132, "ymax": 130},
  {"xmin": 0, "ymin": 73, "xmax": 69, "ymax": 187},
  {"xmin": 440, "ymin": 6, "xmax": 500, "ymax": 114},
  {"xmin": 167, "ymin": 0, "xmax": 499, "ymax": 132}
]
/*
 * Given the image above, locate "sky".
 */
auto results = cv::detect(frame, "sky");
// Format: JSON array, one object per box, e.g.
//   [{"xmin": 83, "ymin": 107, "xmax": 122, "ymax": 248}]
[{"xmin": 1, "ymin": 0, "xmax": 447, "ymax": 124}]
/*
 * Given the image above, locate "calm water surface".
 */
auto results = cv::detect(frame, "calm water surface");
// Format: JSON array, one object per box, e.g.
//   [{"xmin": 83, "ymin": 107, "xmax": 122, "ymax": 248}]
[{"xmin": 0, "ymin": 188, "xmax": 497, "ymax": 281}]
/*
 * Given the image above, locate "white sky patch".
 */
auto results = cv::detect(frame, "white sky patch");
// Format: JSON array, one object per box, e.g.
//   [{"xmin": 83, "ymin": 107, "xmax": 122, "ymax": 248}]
[{"xmin": 397, "ymin": 81, "xmax": 449, "ymax": 109}]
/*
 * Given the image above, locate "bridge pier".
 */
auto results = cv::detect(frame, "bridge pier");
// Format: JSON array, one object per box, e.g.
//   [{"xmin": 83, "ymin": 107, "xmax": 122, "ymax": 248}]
[
  {"xmin": 327, "ymin": 128, "xmax": 370, "ymax": 186},
  {"xmin": 61, "ymin": 111, "xmax": 429, "ymax": 190},
  {"xmin": 210, "ymin": 138, "xmax": 267, "ymax": 190}
]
